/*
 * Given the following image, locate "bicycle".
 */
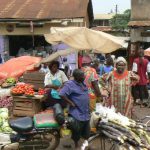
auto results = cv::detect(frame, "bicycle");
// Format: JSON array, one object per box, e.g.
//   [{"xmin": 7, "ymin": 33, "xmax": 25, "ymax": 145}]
[{"xmin": 88, "ymin": 116, "xmax": 150, "ymax": 150}]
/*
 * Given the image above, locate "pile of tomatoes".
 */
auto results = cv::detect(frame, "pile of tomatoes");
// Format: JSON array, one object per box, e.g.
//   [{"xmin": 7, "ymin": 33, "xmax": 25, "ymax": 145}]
[
  {"xmin": 38, "ymin": 88, "xmax": 46, "ymax": 95},
  {"xmin": 11, "ymin": 84, "xmax": 34, "ymax": 96}
]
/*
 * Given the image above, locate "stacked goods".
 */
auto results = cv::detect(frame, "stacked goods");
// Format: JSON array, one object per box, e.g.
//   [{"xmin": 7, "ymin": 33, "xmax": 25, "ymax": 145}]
[
  {"xmin": 11, "ymin": 86, "xmax": 25, "ymax": 96},
  {"xmin": 0, "ymin": 97, "xmax": 13, "ymax": 108},
  {"xmin": 11, "ymin": 84, "xmax": 35, "ymax": 97},
  {"xmin": 0, "ymin": 108, "xmax": 12, "ymax": 133},
  {"xmin": 1, "ymin": 77, "xmax": 16, "ymax": 88},
  {"xmin": 23, "ymin": 72, "xmax": 45, "ymax": 90},
  {"xmin": 12, "ymin": 83, "xmax": 43, "ymax": 117},
  {"xmin": 38, "ymin": 88, "xmax": 46, "ymax": 95},
  {"xmin": 24, "ymin": 87, "xmax": 34, "ymax": 97},
  {"xmin": 91, "ymin": 105, "xmax": 150, "ymax": 150}
]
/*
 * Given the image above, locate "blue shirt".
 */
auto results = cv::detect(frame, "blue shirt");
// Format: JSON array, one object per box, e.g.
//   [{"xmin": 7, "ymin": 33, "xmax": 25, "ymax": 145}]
[
  {"xmin": 59, "ymin": 80, "xmax": 90, "ymax": 121},
  {"xmin": 103, "ymin": 66, "xmax": 113, "ymax": 73}
]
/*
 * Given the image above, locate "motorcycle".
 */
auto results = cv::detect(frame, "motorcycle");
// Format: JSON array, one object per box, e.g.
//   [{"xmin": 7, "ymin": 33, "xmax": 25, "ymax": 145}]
[
  {"xmin": 1, "ymin": 104, "xmax": 69, "ymax": 150},
  {"xmin": 1, "ymin": 116, "xmax": 60, "ymax": 150}
]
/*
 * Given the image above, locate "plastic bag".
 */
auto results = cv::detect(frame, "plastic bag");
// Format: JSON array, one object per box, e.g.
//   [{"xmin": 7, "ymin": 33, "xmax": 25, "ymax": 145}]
[
  {"xmin": 51, "ymin": 79, "xmax": 61, "ymax": 99},
  {"xmin": 51, "ymin": 89, "xmax": 61, "ymax": 99}
]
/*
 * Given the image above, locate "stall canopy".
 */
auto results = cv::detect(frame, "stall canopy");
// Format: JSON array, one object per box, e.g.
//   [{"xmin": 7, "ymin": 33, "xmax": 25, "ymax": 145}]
[
  {"xmin": 0, "ymin": 56, "xmax": 41, "ymax": 79},
  {"xmin": 44, "ymin": 27, "xmax": 128, "ymax": 54},
  {"xmin": 35, "ymin": 49, "xmax": 76, "ymax": 67}
]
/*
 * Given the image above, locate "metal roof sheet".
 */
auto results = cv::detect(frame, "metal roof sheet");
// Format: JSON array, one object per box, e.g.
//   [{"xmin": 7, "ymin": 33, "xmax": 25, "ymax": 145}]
[
  {"xmin": 92, "ymin": 26, "xmax": 112, "ymax": 32},
  {"xmin": 0, "ymin": 0, "xmax": 93, "ymax": 20},
  {"xmin": 94, "ymin": 14, "xmax": 114, "ymax": 20},
  {"xmin": 128, "ymin": 21, "xmax": 150, "ymax": 27}
]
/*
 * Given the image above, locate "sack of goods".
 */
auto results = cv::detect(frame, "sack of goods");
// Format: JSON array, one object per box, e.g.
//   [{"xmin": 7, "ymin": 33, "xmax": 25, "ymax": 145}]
[{"xmin": 34, "ymin": 109, "xmax": 59, "ymax": 128}]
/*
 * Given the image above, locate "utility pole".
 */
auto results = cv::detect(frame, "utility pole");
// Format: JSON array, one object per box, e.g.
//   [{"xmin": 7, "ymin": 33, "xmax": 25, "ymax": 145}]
[{"xmin": 115, "ymin": 4, "xmax": 118, "ymax": 15}]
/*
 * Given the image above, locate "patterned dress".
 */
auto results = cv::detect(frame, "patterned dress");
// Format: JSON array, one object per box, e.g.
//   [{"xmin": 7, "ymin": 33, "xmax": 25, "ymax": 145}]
[
  {"xmin": 82, "ymin": 66, "xmax": 99, "ymax": 111},
  {"xmin": 104, "ymin": 70, "xmax": 139, "ymax": 117}
]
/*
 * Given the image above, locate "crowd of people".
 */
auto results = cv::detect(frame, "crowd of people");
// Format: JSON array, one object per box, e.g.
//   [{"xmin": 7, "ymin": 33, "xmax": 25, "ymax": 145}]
[{"xmin": 39, "ymin": 47, "xmax": 150, "ymax": 149}]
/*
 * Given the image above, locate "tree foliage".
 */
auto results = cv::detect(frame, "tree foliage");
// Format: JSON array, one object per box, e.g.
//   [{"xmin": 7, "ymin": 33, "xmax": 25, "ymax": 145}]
[{"xmin": 110, "ymin": 9, "xmax": 131, "ymax": 31}]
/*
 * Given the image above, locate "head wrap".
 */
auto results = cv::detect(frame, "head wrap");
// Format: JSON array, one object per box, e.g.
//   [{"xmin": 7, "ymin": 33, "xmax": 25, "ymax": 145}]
[
  {"xmin": 116, "ymin": 57, "xmax": 127, "ymax": 66},
  {"xmin": 82, "ymin": 55, "xmax": 92, "ymax": 64}
]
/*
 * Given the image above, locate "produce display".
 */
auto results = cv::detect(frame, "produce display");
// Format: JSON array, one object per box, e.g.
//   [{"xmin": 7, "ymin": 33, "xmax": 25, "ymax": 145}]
[
  {"xmin": 1, "ymin": 77, "xmax": 16, "ymax": 88},
  {"xmin": 38, "ymin": 88, "xmax": 46, "ymax": 95},
  {"xmin": 0, "ymin": 108, "xmax": 12, "ymax": 133},
  {"xmin": 11, "ymin": 84, "xmax": 35, "ymax": 97},
  {"xmin": 92, "ymin": 105, "xmax": 150, "ymax": 150},
  {"xmin": 11, "ymin": 83, "xmax": 46, "ymax": 98},
  {"xmin": 24, "ymin": 87, "xmax": 35, "ymax": 97},
  {"xmin": 0, "ymin": 96, "xmax": 13, "ymax": 108}
]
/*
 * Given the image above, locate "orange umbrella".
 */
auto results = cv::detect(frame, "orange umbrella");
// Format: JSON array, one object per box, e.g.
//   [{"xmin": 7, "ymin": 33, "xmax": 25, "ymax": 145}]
[
  {"xmin": 0, "ymin": 56, "xmax": 41, "ymax": 79},
  {"xmin": 144, "ymin": 47, "xmax": 150, "ymax": 56}
]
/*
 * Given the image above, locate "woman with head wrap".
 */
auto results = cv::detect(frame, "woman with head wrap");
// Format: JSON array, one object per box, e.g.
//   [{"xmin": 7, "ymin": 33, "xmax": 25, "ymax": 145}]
[
  {"xmin": 102, "ymin": 57, "xmax": 139, "ymax": 117},
  {"xmin": 81, "ymin": 55, "xmax": 102, "ymax": 112}
]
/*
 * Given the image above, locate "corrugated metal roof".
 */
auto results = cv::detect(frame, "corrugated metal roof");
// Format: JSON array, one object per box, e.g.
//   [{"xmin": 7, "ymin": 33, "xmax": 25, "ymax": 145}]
[
  {"xmin": 128, "ymin": 21, "xmax": 150, "ymax": 27},
  {"xmin": 92, "ymin": 26, "xmax": 112, "ymax": 32},
  {"xmin": 0, "ymin": 0, "xmax": 93, "ymax": 20},
  {"xmin": 94, "ymin": 14, "xmax": 114, "ymax": 20}
]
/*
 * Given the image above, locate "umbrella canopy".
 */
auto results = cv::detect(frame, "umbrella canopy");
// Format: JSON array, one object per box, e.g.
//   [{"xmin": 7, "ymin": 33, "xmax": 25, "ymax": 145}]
[
  {"xmin": 35, "ymin": 49, "xmax": 77, "ymax": 67},
  {"xmin": 44, "ymin": 27, "xmax": 127, "ymax": 54},
  {"xmin": 0, "ymin": 56, "xmax": 41, "ymax": 79},
  {"xmin": 144, "ymin": 47, "xmax": 150, "ymax": 56}
]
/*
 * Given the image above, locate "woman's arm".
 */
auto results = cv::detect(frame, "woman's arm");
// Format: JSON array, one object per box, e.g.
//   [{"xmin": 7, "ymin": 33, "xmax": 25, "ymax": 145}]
[
  {"xmin": 130, "ymin": 71, "xmax": 140, "ymax": 85},
  {"xmin": 92, "ymin": 80, "xmax": 101, "ymax": 97},
  {"xmin": 45, "ymin": 84, "xmax": 59, "ymax": 90}
]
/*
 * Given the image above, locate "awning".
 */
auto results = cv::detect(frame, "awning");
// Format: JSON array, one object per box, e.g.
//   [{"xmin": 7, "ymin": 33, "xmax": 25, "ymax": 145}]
[
  {"xmin": 44, "ymin": 27, "xmax": 128, "ymax": 54},
  {"xmin": 128, "ymin": 21, "xmax": 150, "ymax": 27}
]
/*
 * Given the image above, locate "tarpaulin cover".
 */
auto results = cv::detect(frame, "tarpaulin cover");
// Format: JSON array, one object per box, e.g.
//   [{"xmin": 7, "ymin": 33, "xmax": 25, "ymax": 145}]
[
  {"xmin": 44, "ymin": 27, "xmax": 128, "ymax": 53},
  {"xmin": 0, "ymin": 56, "xmax": 41, "ymax": 79}
]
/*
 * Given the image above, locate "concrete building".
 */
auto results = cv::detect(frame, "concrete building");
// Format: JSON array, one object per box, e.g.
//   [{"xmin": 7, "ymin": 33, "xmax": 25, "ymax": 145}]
[
  {"xmin": 92, "ymin": 13, "xmax": 114, "ymax": 32},
  {"xmin": 128, "ymin": 0, "xmax": 150, "ymax": 47},
  {"xmin": 0, "ymin": 0, "xmax": 93, "ymax": 56}
]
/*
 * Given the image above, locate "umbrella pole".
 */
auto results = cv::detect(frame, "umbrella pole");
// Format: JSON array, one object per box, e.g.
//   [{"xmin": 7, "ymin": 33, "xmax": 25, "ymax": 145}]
[
  {"xmin": 32, "ymin": 34, "xmax": 35, "ymax": 49},
  {"xmin": 30, "ymin": 21, "xmax": 35, "ymax": 49}
]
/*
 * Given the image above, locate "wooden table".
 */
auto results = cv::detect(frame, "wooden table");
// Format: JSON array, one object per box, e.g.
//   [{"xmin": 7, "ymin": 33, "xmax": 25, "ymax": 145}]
[{"xmin": 12, "ymin": 95, "xmax": 44, "ymax": 117}]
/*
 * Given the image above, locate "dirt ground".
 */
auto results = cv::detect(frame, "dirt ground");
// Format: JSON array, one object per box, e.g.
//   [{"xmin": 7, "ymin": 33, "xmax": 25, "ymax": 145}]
[{"xmin": 56, "ymin": 105, "xmax": 150, "ymax": 150}]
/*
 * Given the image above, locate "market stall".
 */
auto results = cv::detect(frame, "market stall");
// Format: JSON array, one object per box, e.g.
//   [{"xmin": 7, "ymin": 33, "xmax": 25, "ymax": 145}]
[
  {"xmin": 0, "ymin": 27, "xmax": 130, "ymax": 148},
  {"xmin": 0, "ymin": 56, "xmax": 42, "ymax": 110}
]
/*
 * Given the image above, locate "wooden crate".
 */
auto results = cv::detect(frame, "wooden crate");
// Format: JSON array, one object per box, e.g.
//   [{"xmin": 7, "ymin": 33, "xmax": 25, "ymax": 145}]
[
  {"xmin": 12, "ymin": 96, "xmax": 43, "ymax": 117},
  {"xmin": 23, "ymin": 72, "xmax": 45, "ymax": 90}
]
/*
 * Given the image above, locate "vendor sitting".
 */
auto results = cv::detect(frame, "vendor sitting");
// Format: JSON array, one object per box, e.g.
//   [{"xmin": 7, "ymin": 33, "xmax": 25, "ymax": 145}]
[{"xmin": 43, "ymin": 60, "xmax": 68, "ymax": 109}]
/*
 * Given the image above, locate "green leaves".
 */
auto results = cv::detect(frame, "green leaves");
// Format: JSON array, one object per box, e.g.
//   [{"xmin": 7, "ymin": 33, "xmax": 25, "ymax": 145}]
[{"xmin": 110, "ymin": 9, "xmax": 131, "ymax": 31}]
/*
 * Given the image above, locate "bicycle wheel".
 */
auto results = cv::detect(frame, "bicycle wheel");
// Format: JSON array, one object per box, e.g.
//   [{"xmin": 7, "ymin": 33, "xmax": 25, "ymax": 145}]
[{"xmin": 88, "ymin": 133, "xmax": 120, "ymax": 150}]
